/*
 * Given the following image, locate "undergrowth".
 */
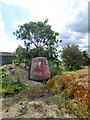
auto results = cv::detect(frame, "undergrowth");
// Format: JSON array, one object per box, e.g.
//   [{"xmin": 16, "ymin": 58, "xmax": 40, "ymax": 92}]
[{"xmin": 0, "ymin": 69, "xmax": 28, "ymax": 97}]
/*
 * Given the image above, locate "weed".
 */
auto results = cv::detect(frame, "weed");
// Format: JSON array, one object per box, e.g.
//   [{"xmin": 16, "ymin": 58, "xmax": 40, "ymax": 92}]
[
  {"xmin": 29, "ymin": 102, "xmax": 36, "ymax": 107},
  {"xmin": 56, "ymin": 95, "xmax": 62, "ymax": 110},
  {"xmin": 56, "ymin": 109, "xmax": 60, "ymax": 114},
  {"xmin": 14, "ymin": 86, "xmax": 22, "ymax": 91},
  {"xmin": 42, "ymin": 80, "xmax": 47, "ymax": 85},
  {"xmin": 19, "ymin": 101, "xmax": 23, "ymax": 105},
  {"xmin": 4, "ymin": 104, "xmax": 10, "ymax": 106},
  {"xmin": 0, "ymin": 71, "xmax": 5, "ymax": 78},
  {"xmin": 48, "ymin": 88, "xmax": 50, "ymax": 93},
  {"xmin": 19, "ymin": 109, "xmax": 25, "ymax": 115}
]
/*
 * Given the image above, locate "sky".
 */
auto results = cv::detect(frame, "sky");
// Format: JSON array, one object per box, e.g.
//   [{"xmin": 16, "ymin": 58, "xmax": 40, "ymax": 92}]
[{"xmin": 0, "ymin": 0, "xmax": 89, "ymax": 55}]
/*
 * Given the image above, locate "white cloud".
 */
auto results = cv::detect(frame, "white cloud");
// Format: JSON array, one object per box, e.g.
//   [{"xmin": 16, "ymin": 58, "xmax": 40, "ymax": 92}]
[
  {"xmin": 0, "ymin": 0, "xmax": 89, "ymax": 52},
  {"xmin": 1, "ymin": 0, "xmax": 89, "ymax": 33},
  {"xmin": 0, "ymin": 0, "xmax": 69, "ymax": 32},
  {"xmin": 0, "ymin": 12, "xmax": 24, "ymax": 52}
]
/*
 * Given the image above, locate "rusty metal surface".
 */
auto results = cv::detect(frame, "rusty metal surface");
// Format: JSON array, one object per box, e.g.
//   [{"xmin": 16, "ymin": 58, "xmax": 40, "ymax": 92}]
[{"xmin": 30, "ymin": 57, "xmax": 51, "ymax": 80}]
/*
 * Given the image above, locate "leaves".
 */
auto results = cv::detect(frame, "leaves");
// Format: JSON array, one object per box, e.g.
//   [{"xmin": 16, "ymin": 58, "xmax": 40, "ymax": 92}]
[
  {"xmin": 61, "ymin": 44, "xmax": 84, "ymax": 70},
  {"xmin": 14, "ymin": 19, "xmax": 61, "ymax": 49}
]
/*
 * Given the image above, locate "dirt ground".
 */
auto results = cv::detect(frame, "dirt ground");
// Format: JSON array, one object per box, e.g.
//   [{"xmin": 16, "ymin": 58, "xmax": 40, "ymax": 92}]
[
  {"xmin": 1, "ymin": 66, "xmax": 88, "ymax": 118},
  {"xmin": 2, "ymin": 85, "xmax": 77, "ymax": 118}
]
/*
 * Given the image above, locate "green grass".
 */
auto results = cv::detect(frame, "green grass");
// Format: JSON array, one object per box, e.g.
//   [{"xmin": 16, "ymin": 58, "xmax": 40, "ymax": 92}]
[
  {"xmin": 81, "ymin": 66, "xmax": 88, "ymax": 69},
  {"xmin": 0, "ymin": 70, "xmax": 28, "ymax": 97},
  {"xmin": 19, "ymin": 101, "xmax": 23, "ymax": 105},
  {"xmin": 57, "ymin": 65, "xmax": 88, "ymax": 76},
  {"xmin": 1, "ymin": 82, "xmax": 28, "ymax": 97},
  {"xmin": 4, "ymin": 103, "xmax": 12, "ymax": 106},
  {"xmin": 59, "ymin": 70, "xmax": 76, "ymax": 76}
]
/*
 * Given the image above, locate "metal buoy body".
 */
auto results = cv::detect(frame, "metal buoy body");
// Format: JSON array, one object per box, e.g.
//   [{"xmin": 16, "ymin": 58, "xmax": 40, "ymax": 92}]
[{"xmin": 30, "ymin": 57, "xmax": 51, "ymax": 81}]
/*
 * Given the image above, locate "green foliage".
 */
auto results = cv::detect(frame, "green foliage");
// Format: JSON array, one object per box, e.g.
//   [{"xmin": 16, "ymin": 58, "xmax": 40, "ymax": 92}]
[
  {"xmin": 4, "ymin": 104, "xmax": 10, "ymax": 106},
  {"xmin": 59, "ymin": 70, "xmax": 76, "ymax": 76},
  {"xmin": 13, "ymin": 19, "xmax": 62, "ymax": 79},
  {"xmin": 48, "ymin": 60, "xmax": 61, "ymax": 78},
  {"xmin": 56, "ymin": 95, "xmax": 62, "ymax": 110},
  {"xmin": 14, "ymin": 86, "xmax": 22, "ymax": 91},
  {"xmin": 2, "ymin": 75, "xmax": 15, "ymax": 87},
  {"xmin": 42, "ymin": 80, "xmax": 47, "ymax": 85},
  {"xmin": 61, "ymin": 44, "xmax": 84, "ymax": 70},
  {"xmin": 13, "ymin": 19, "xmax": 61, "ymax": 50},
  {"xmin": 0, "ymin": 71, "xmax": 5, "ymax": 77},
  {"xmin": 81, "ymin": 50, "xmax": 90, "ymax": 66},
  {"xmin": 19, "ymin": 109, "xmax": 25, "ymax": 115},
  {"xmin": 12, "ymin": 59, "xmax": 20, "ymax": 64},
  {"xmin": 19, "ymin": 101, "xmax": 23, "ymax": 105},
  {"xmin": 1, "ymin": 71, "xmax": 28, "ymax": 97}
]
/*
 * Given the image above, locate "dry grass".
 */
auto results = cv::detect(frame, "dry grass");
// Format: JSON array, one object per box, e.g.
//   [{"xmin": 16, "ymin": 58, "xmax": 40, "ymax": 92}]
[
  {"xmin": 47, "ymin": 68, "xmax": 89, "ymax": 118},
  {"xmin": 47, "ymin": 68, "xmax": 88, "ymax": 105}
]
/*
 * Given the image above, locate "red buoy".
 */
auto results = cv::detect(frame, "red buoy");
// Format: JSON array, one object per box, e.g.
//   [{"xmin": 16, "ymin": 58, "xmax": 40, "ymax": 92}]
[{"xmin": 30, "ymin": 57, "xmax": 51, "ymax": 81}]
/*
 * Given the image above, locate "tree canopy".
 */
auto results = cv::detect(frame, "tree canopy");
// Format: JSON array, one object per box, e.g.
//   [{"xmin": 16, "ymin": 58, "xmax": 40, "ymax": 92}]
[
  {"xmin": 13, "ymin": 19, "xmax": 61, "ymax": 51},
  {"xmin": 61, "ymin": 44, "xmax": 84, "ymax": 70},
  {"xmin": 81, "ymin": 50, "xmax": 90, "ymax": 66}
]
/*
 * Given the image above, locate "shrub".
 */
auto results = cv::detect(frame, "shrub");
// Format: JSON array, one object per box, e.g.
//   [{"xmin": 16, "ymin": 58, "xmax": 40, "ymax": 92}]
[
  {"xmin": 48, "ymin": 60, "xmax": 61, "ymax": 78},
  {"xmin": 61, "ymin": 44, "xmax": 84, "ymax": 70}
]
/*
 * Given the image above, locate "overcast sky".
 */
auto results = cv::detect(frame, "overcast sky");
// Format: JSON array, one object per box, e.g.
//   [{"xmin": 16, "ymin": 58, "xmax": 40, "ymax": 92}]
[{"xmin": 0, "ymin": 0, "xmax": 89, "ymax": 53}]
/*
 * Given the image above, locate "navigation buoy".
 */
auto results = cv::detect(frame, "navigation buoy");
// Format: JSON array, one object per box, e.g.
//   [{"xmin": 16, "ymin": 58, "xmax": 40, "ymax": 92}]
[{"xmin": 30, "ymin": 57, "xmax": 51, "ymax": 81}]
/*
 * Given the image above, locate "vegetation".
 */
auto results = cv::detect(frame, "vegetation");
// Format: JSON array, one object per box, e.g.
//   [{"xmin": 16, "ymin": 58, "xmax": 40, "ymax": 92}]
[
  {"xmin": 56, "ymin": 92, "xmax": 88, "ymax": 118},
  {"xmin": 81, "ymin": 50, "xmax": 90, "ymax": 66},
  {"xmin": 61, "ymin": 44, "xmax": 89, "ymax": 70},
  {"xmin": 13, "ymin": 19, "xmax": 61, "ymax": 51},
  {"xmin": 47, "ymin": 68, "xmax": 88, "ymax": 118},
  {"xmin": 13, "ymin": 19, "xmax": 62, "ymax": 79},
  {"xmin": 0, "ymin": 70, "xmax": 28, "ymax": 97},
  {"xmin": 56, "ymin": 94, "xmax": 62, "ymax": 110}
]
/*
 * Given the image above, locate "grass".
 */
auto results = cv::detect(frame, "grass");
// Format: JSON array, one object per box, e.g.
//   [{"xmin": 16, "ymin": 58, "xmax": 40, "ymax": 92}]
[
  {"xmin": 0, "ymin": 70, "xmax": 28, "ymax": 97},
  {"xmin": 1, "ymin": 83, "xmax": 27, "ymax": 97},
  {"xmin": 56, "ymin": 94, "xmax": 62, "ymax": 110},
  {"xmin": 29, "ymin": 102, "xmax": 37, "ymax": 107},
  {"xmin": 4, "ymin": 103, "xmax": 12, "ymax": 106},
  {"xmin": 81, "ymin": 66, "xmax": 88, "ymax": 69},
  {"xmin": 19, "ymin": 101, "xmax": 23, "ymax": 105},
  {"xmin": 47, "ymin": 66, "xmax": 88, "ymax": 118},
  {"xmin": 56, "ymin": 91, "xmax": 88, "ymax": 118},
  {"xmin": 53, "ymin": 65, "xmax": 88, "ymax": 77},
  {"xmin": 58, "ymin": 70, "xmax": 76, "ymax": 76},
  {"xmin": 42, "ymin": 80, "xmax": 48, "ymax": 85},
  {"xmin": 19, "ymin": 109, "xmax": 26, "ymax": 115}
]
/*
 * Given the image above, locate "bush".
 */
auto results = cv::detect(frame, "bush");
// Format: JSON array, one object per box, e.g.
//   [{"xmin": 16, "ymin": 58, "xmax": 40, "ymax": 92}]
[
  {"xmin": 61, "ymin": 44, "xmax": 84, "ymax": 70},
  {"xmin": 12, "ymin": 59, "xmax": 20, "ymax": 64},
  {"xmin": 48, "ymin": 60, "xmax": 61, "ymax": 78}
]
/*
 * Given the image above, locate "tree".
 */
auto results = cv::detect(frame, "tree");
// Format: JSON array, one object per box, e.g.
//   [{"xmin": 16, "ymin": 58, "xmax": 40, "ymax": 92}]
[
  {"xmin": 13, "ymin": 19, "xmax": 61, "ymax": 54},
  {"xmin": 61, "ymin": 44, "xmax": 83, "ymax": 70},
  {"xmin": 81, "ymin": 50, "xmax": 89, "ymax": 66}
]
